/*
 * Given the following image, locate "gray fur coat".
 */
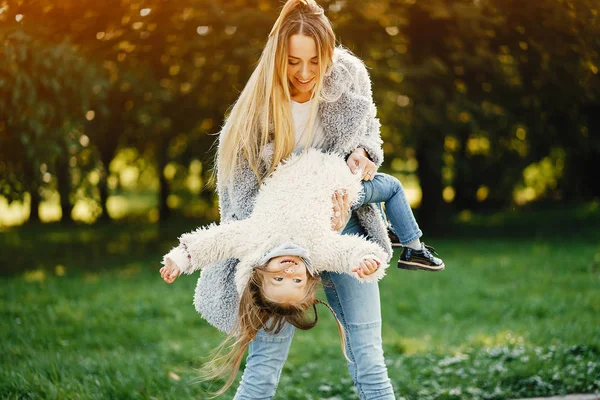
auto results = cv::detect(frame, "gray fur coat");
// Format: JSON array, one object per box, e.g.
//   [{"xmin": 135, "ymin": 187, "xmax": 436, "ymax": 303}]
[{"xmin": 192, "ymin": 47, "xmax": 392, "ymax": 334}]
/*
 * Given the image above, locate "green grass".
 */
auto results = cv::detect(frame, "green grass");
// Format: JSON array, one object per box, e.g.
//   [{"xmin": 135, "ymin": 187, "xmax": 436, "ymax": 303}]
[{"xmin": 1, "ymin": 205, "xmax": 599, "ymax": 399}]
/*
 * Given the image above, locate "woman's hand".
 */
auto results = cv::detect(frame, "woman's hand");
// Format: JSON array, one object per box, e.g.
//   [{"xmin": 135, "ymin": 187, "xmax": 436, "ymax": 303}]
[
  {"xmin": 347, "ymin": 148, "xmax": 377, "ymax": 181},
  {"xmin": 352, "ymin": 256, "xmax": 381, "ymax": 278},
  {"xmin": 331, "ymin": 190, "xmax": 351, "ymax": 231},
  {"xmin": 160, "ymin": 258, "xmax": 181, "ymax": 284}
]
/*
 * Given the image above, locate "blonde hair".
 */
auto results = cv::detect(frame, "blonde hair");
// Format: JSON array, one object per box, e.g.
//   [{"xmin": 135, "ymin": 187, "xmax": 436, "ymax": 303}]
[
  {"xmin": 217, "ymin": 0, "xmax": 336, "ymax": 186},
  {"xmin": 199, "ymin": 268, "xmax": 347, "ymax": 397}
]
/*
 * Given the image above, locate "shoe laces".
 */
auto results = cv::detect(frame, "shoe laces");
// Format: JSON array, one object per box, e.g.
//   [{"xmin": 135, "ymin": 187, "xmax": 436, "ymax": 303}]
[{"xmin": 421, "ymin": 243, "xmax": 440, "ymax": 257}]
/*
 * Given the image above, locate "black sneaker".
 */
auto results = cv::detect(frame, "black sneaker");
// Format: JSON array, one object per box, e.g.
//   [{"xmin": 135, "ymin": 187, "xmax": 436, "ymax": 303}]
[{"xmin": 397, "ymin": 243, "xmax": 445, "ymax": 272}]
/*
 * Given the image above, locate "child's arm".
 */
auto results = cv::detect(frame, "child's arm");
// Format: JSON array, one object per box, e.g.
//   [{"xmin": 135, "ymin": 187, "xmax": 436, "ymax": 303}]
[
  {"xmin": 312, "ymin": 232, "xmax": 389, "ymax": 282},
  {"xmin": 162, "ymin": 220, "xmax": 249, "ymax": 277}
]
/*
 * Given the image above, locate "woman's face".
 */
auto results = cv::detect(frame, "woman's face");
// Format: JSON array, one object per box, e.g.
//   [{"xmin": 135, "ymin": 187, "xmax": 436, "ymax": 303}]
[{"xmin": 286, "ymin": 34, "xmax": 319, "ymax": 103}]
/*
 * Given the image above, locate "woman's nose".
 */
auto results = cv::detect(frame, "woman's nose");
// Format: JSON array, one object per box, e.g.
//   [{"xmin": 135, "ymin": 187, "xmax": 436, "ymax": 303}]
[
  {"xmin": 299, "ymin": 64, "xmax": 311, "ymax": 78},
  {"xmin": 284, "ymin": 266, "xmax": 295, "ymax": 274}
]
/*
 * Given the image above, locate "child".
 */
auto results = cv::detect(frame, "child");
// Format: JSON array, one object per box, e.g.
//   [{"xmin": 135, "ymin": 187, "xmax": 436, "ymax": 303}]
[
  {"xmin": 161, "ymin": 149, "xmax": 391, "ymax": 295},
  {"xmin": 161, "ymin": 150, "xmax": 443, "ymax": 291},
  {"xmin": 160, "ymin": 149, "xmax": 443, "ymax": 392}
]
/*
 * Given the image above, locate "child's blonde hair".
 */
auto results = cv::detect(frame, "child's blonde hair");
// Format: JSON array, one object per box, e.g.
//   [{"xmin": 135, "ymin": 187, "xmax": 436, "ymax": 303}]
[{"xmin": 199, "ymin": 268, "xmax": 347, "ymax": 396}]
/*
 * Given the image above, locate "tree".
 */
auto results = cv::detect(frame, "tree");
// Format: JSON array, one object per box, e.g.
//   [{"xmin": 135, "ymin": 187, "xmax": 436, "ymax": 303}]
[{"xmin": 0, "ymin": 27, "xmax": 105, "ymax": 223}]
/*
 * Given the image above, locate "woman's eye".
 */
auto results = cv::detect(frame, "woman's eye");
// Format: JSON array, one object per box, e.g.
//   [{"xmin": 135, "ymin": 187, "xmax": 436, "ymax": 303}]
[
  {"xmin": 311, "ymin": 61, "xmax": 318, "ymax": 65},
  {"xmin": 274, "ymin": 277, "xmax": 283, "ymax": 281},
  {"xmin": 288, "ymin": 61, "xmax": 299, "ymax": 66},
  {"xmin": 293, "ymin": 279, "xmax": 302, "ymax": 283}
]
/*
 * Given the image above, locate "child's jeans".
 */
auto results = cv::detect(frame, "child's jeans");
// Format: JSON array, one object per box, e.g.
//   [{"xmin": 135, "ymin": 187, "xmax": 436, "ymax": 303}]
[
  {"xmin": 353, "ymin": 172, "xmax": 422, "ymax": 245},
  {"xmin": 234, "ymin": 215, "xmax": 396, "ymax": 400}
]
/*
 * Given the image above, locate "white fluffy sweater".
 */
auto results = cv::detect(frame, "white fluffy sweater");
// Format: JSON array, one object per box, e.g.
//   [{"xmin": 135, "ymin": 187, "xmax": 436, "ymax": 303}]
[{"xmin": 164, "ymin": 149, "xmax": 389, "ymax": 297}]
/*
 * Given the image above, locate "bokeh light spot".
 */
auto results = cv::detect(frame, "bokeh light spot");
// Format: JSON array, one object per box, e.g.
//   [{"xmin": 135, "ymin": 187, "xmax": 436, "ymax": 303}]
[
  {"xmin": 55, "ymin": 265, "xmax": 66, "ymax": 276},
  {"xmin": 385, "ymin": 26, "xmax": 399, "ymax": 36},
  {"xmin": 79, "ymin": 134, "xmax": 90, "ymax": 147},
  {"xmin": 443, "ymin": 186, "xmax": 455, "ymax": 203}
]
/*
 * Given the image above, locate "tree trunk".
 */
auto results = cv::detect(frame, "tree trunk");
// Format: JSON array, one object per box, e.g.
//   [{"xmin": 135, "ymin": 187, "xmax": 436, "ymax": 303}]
[
  {"xmin": 577, "ymin": 104, "xmax": 600, "ymax": 199},
  {"xmin": 23, "ymin": 162, "xmax": 41, "ymax": 224},
  {"xmin": 94, "ymin": 124, "xmax": 121, "ymax": 223},
  {"xmin": 29, "ymin": 186, "xmax": 41, "ymax": 223},
  {"xmin": 56, "ymin": 158, "xmax": 73, "ymax": 223},
  {"xmin": 98, "ymin": 168, "xmax": 111, "ymax": 222},
  {"xmin": 157, "ymin": 138, "xmax": 171, "ymax": 221},
  {"xmin": 452, "ymin": 133, "xmax": 477, "ymax": 211},
  {"xmin": 415, "ymin": 132, "xmax": 446, "ymax": 234}
]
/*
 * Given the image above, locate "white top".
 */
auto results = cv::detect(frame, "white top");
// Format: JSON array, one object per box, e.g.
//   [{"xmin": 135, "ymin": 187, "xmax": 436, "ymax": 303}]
[{"xmin": 291, "ymin": 99, "xmax": 327, "ymax": 152}]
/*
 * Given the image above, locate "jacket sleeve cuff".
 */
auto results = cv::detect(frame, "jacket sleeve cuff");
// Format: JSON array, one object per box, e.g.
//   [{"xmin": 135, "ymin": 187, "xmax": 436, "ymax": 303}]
[
  {"xmin": 162, "ymin": 245, "xmax": 192, "ymax": 274},
  {"xmin": 356, "ymin": 139, "xmax": 384, "ymax": 167}
]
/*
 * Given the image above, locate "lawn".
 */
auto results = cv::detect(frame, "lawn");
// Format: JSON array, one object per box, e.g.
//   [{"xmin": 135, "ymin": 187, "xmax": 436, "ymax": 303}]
[{"xmin": 1, "ymin": 203, "xmax": 599, "ymax": 399}]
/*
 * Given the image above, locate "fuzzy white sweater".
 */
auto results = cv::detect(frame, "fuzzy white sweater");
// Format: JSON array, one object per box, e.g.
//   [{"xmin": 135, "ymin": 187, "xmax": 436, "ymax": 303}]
[{"xmin": 164, "ymin": 149, "xmax": 389, "ymax": 297}]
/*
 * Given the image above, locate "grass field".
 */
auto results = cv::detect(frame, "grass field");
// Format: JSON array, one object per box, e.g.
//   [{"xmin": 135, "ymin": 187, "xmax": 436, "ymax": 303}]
[{"xmin": 1, "ymin": 203, "xmax": 599, "ymax": 399}]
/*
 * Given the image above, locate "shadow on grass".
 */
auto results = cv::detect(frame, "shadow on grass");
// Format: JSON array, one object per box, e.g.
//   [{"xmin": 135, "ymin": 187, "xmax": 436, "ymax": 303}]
[{"xmin": 0, "ymin": 216, "xmax": 209, "ymax": 276}]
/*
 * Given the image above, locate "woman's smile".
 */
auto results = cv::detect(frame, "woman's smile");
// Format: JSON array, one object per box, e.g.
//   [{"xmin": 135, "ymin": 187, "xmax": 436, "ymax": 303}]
[{"xmin": 295, "ymin": 77, "xmax": 314, "ymax": 86}]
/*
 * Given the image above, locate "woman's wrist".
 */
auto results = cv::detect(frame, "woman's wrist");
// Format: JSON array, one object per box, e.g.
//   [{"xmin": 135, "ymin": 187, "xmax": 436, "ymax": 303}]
[{"xmin": 352, "ymin": 147, "xmax": 370, "ymax": 160}]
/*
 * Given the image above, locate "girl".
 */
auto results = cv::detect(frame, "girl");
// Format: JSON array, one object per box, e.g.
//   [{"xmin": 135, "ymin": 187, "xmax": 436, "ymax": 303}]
[
  {"xmin": 160, "ymin": 148, "xmax": 444, "ymax": 394},
  {"xmin": 160, "ymin": 148, "xmax": 444, "ymax": 305},
  {"xmin": 161, "ymin": 149, "xmax": 389, "ymax": 396}
]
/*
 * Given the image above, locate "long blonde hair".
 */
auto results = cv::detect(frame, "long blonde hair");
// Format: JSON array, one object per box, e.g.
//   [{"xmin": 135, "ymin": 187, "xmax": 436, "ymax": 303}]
[
  {"xmin": 199, "ymin": 268, "xmax": 347, "ymax": 397},
  {"xmin": 217, "ymin": 0, "xmax": 336, "ymax": 186}
]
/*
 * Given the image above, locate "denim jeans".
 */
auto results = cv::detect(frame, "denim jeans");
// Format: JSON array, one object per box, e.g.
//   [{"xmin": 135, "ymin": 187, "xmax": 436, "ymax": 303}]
[
  {"xmin": 354, "ymin": 172, "xmax": 422, "ymax": 245},
  {"xmin": 234, "ymin": 215, "xmax": 396, "ymax": 400}
]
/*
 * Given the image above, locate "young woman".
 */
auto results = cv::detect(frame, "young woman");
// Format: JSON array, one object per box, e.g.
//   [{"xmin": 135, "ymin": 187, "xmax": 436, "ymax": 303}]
[{"xmin": 166, "ymin": 0, "xmax": 441, "ymax": 398}]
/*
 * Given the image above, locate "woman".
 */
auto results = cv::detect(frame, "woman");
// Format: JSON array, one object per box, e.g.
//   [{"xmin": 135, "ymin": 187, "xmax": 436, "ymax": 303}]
[{"xmin": 194, "ymin": 0, "xmax": 417, "ymax": 398}]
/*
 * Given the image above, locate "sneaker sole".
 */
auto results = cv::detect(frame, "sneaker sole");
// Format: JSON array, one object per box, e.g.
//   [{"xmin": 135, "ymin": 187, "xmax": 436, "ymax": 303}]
[{"xmin": 397, "ymin": 260, "xmax": 445, "ymax": 272}]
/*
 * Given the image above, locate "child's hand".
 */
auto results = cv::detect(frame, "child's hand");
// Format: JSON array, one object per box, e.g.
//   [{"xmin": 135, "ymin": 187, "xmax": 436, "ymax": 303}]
[
  {"xmin": 352, "ymin": 257, "xmax": 380, "ymax": 278},
  {"xmin": 160, "ymin": 258, "xmax": 181, "ymax": 284}
]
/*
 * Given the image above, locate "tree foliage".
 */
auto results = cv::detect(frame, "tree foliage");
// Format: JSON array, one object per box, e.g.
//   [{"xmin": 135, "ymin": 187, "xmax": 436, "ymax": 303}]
[{"xmin": 0, "ymin": 0, "xmax": 598, "ymax": 225}]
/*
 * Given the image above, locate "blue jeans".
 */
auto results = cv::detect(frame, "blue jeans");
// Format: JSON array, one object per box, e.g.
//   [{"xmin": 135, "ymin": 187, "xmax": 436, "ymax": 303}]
[
  {"xmin": 354, "ymin": 172, "xmax": 422, "ymax": 245},
  {"xmin": 234, "ymin": 216, "xmax": 396, "ymax": 399}
]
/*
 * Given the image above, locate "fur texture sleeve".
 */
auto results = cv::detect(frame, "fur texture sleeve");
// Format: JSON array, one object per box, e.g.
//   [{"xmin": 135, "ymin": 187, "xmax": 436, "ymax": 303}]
[
  {"xmin": 311, "ymin": 231, "xmax": 389, "ymax": 282},
  {"xmin": 352, "ymin": 56, "xmax": 385, "ymax": 167},
  {"xmin": 162, "ymin": 244, "xmax": 191, "ymax": 273},
  {"xmin": 327, "ymin": 48, "xmax": 385, "ymax": 167},
  {"xmin": 176, "ymin": 220, "xmax": 249, "ymax": 274},
  {"xmin": 217, "ymin": 155, "xmax": 259, "ymax": 223}
]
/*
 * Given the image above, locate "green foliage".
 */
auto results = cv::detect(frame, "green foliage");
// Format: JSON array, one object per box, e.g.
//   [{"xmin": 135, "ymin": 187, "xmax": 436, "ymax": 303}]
[
  {"xmin": 351, "ymin": 0, "xmax": 600, "ymax": 215},
  {"xmin": 0, "ymin": 25, "xmax": 107, "ymax": 207},
  {"xmin": 1, "ymin": 0, "xmax": 599, "ymax": 223}
]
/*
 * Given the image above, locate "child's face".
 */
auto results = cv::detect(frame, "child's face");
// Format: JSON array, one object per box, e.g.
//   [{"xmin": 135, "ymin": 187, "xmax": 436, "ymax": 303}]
[{"xmin": 262, "ymin": 255, "xmax": 308, "ymax": 304}]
